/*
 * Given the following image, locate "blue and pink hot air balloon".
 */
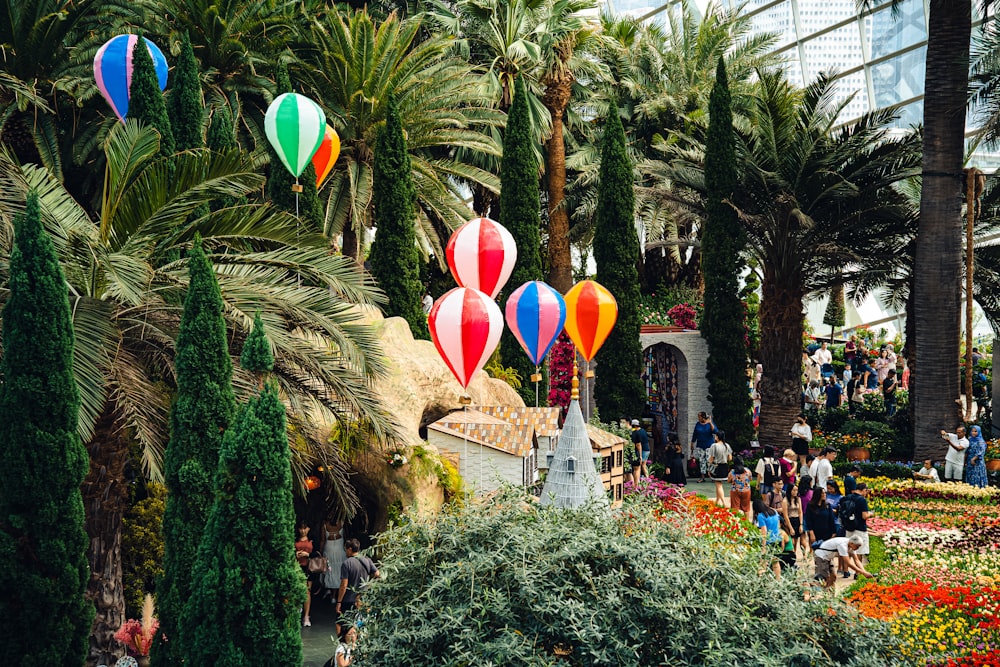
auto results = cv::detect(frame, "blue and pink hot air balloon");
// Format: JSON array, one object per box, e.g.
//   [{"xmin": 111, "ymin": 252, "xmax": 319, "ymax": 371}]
[
  {"xmin": 93, "ymin": 35, "xmax": 169, "ymax": 122},
  {"xmin": 505, "ymin": 281, "xmax": 567, "ymax": 367}
]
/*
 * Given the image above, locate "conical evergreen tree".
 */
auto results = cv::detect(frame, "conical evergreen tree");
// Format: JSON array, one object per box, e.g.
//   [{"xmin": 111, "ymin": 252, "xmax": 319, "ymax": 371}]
[
  {"xmin": 369, "ymin": 95, "xmax": 429, "ymax": 339},
  {"xmin": 0, "ymin": 192, "xmax": 94, "ymax": 664},
  {"xmin": 207, "ymin": 104, "xmax": 243, "ymax": 211},
  {"xmin": 266, "ymin": 62, "xmax": 324, "ymax": 232},
  {"xmin": 824, "ymin": 282, "xmax": 846, "ymax": 341},
  {"xmin": 183, "ymin": 314, "xmax": 304, "ymax": 667},
  {"xmin": 593, "ymin": 105, "xmax": 644, "ymax": 421},
  {"xmin": 701, "ymin": 59, "xmax": 753, "ymax": 446},
  {"xmin": 167, "ymin": 32, "xmax": 204, "ymax": 152},
  {"xmin": 498, "ymin": 76, "xmax": 544, "ymax": 403},
  {"xmin": 129, "ymin": 34, "xmax": 175, "ymax": 159},
  {"xmin": 152, "ymin": 235, "xmax": 236, "ymax": 667}
]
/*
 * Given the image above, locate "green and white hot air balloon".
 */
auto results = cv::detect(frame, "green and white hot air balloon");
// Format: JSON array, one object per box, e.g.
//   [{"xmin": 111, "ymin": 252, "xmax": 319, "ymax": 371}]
[{"xmin": 264, "ymin": 93, "xmax": 326, "ymax": 178}]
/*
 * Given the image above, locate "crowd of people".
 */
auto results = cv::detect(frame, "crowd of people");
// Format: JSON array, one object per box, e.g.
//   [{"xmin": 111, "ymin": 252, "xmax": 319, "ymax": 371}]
[
  {"xmin": 801, "ymin": 339, "xmax": 905, "ymax": 418},
  {"xmin": 293, "ymin": 517, "xmax": 380, "ymax": 666}
]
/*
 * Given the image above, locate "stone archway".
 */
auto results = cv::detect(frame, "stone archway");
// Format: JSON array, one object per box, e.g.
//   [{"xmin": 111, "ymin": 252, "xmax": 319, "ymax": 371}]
[
  {"xmin": 643, "ymin": 343, "xmax": 687, "ymax": 452},
  {"xmin": 640, "ymin": 330, "xmax": 712, "ymax": 457}
]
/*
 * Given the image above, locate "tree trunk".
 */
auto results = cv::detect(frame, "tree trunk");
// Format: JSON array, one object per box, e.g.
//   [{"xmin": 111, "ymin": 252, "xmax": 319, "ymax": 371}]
[
  {"xmin": 543, "ymin": 77, "xmax": 573, "ymax": 294},
  {"xmin": 342, "ymin": 225, "xmax": 359, "ymax": 261},
  {"xmin": 964, "ymin": 168, "xmax": 976, "ymax": 421},
  {"xmin": 82, "ymin": 406, "xmax": 132, "ymax": 667},
  {"xmin": 912, "ymin": 0, "xmax": 970, "ymax": 461},
  {"xmin": 756, "ymin": 274, "xmax": 805, "ymax": 448}
]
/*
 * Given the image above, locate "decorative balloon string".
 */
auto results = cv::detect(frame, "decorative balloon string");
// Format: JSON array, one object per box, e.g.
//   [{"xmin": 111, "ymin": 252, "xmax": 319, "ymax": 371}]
[{"xmin": 532, "ymin": 366, "xmax": 541, "ymax": 408}]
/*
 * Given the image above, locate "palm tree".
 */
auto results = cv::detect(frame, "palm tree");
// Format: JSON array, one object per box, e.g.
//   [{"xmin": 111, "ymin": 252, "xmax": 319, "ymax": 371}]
[
  {"xmin": 295, "ymin": 8, "xmax": 503, "ymax": 260},
  {"xmin": 536, "ymin": 0, "xmax": 600, "ymax": 293},
  {"xmin": 0, "ymin": 121, "xmax": 399, "ymax": 664},
  {"xmin": 667, "ymin": 71, "xmax": 920, "ymax": 447},
  {"xmin": 0, "ymin": 0, "xmax": 112, "ymax": 179},
  {"xmin": 570, "ymin": 3, "xmax": 779, "ymax": 290}
]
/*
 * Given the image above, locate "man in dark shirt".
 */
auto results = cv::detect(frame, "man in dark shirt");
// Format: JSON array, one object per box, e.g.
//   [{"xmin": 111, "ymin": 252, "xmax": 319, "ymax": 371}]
[
  {"xmin": 824, "ymin": 378, "xmax": 843, "ymax": 409},
  {"xmin": 842, "ymin": 483, "xmax": 872, "ymax": 569},
  {"xmin": 883, "ymin": 369, "xmax": 898, "ymax": 416},
  {"xmin": 844, "ymin": 466, "xmax": 860, "ymax": 493},
  {"xmin": 336, "ymin": 538, "xmax": 379, "ymax": 626},
  {"xmin": 631, "ymin": 419, "xmax": 650, "ymax": 483}
]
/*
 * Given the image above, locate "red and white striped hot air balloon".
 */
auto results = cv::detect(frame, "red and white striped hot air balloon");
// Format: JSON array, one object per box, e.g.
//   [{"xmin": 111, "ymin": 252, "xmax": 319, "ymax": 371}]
[
  {"xmin": 444, "ymin": 217, "xmax": 517, "ymax": 299},
  {"xmin": 428, "ymin": 287, "xmax": 504, "ymax": 389}
]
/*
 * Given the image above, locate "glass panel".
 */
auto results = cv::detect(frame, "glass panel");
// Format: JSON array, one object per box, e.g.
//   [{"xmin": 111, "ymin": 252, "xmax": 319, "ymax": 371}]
[
  {"xmin": 745, "ymin": 0, "xmax": 797, "ymax": 49},
  {"xmin": 608, "ymin": 0, "xmax": 662, "ymax": 19},
  {"xmin": 871, "ymin": 45, "xmax": 926, "ymax": 107},
  {"xmin": 831, "ymin": 70, "xmax": 870, "ymax": 124},
  {"xmin": 774, "ymin": 46, "xmax": 805, "ymax": 87},
  {"xmin": 867, "ymin": 0, "xmax": 927, "ymax": 61},
  {"xmin": 889, "ymin": 99, "xmax": 923, "ymax": 128},
  {"xmin": 801, "ymin": 23, "xmax": 864, "ymax": 80},
  {"xmin": 795, "ymin": 0, "xmax": 858, "ymax": 38}
]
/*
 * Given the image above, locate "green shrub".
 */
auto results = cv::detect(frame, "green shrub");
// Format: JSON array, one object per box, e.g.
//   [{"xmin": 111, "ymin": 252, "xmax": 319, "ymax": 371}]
[
  {"xmin": 357, "ymin": 488, "xmax": 904, "ymax": 666},
  {"xmin": 832, "ymin": 461, "xmax": 917, "ymax": 479},
  {"xmin": 122, "ymin": 483, "xmax": 166, "ymax": 619}
]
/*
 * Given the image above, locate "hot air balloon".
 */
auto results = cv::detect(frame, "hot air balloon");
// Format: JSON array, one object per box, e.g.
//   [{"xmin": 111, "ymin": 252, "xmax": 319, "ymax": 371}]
[
  {"xmin": 429, "ymin": 288, "xmax": 504, "ymax": 389},
  {"xmin": 445, "ymin": 217, "xmax": 517, "ymax": 299},
  {"xmin": 264, "ymin": 93, "xmax": 327, "ymax": 178},
  {"xmin": 93, "ymin": 35, "xmax": 169, "ymax": 122},
  {"xmin": 312, "ymin": 125, "xmax": 341, "ymax": 188},
  {"xmin": 563, "ymin": 280, "xmax": 618, "ymax": 361},
  {"xmin": 505, "ymin": 281, "xmax": 567, "ymax": 366}
]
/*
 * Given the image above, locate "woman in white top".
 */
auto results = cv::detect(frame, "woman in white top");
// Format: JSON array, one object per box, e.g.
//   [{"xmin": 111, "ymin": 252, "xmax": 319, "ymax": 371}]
[
  {"xmin": 332, "ymin": 625, "xmax": 357, "ymax": 666},
  {"xmin": 789, "ymin": 415, "xmax": 812, "ymax": 468},
  {"xmin": 707, "ymin": 431, "xmax": 733, "ymax": 507}
]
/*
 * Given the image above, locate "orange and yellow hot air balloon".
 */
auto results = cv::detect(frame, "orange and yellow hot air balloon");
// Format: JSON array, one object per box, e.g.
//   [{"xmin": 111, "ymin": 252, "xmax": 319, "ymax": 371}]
[
  {"xmin": 563, "ymin": 280, "xmax": 617, "ymax": 361},
  {"xmin": 311, "ymin": 124, "xmax": 341, "ymax": 188}
]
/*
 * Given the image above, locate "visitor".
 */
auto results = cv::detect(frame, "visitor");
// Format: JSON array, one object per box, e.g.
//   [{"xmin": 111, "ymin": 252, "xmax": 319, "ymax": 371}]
[
  {"xmin": 708, "ymin": 431, "xmax": 733, "ymax": 507},
  {"xmin": 940, "ymin": 426, "xmax": 969, "ymax": 482},
  {"xmin": 783, "ymin": 483, "xmax": 803, "ymax": 554},
  {"xmin": 845, "ymin": 336, "xmax": 857, "ymax": 368},
  {"xmin": 754, "ymin": 498, "xmax": 781, "ymax": 547},
  {"xmin": 874, "ymin": 349, "xmax": 891, "ymax": 384},
  {"xmin": 666, "ymin": 439, "xmax": 687, "ymax": 485},
  {"xmin": 839, "ymin": 482, "xmax": 871, "ymax": 570},
  {"xmin": 813, "ymin": 535, "xmax": 873, "ymax": 588},
  {"xmin": 973, "ymin": 347, "xmax": 984, "ymax": 365},
  {"xmin": 690, "ymin": 412, "xmax": 716, "ymax": 483},
  {"xmin": 335, "ymin": 538, "xmax": 380, "ymax": 624},
  {"xmin": 901, "ymin": 358, "xmax": 910, "ymax": 390},
  {"xmin": 324, "ymin": 624, "xmax": 357, "ymax": 667},
  {"xmin": 812, "ymin": 340, "xmax": 833, "ymax": 366},
  {"xmin": 755, "ymin": 445, "xmax": 782, "ymax": 497},
  {"xmin": 824, "ymin": 376, "xmax": 843, "ymax": 409},
  {"xmin": 789, "ymin": 414, "xmax": 812, "ymax": 468},
  {"xmin": 966, "ymin": 425, "xmax": 989, "ymax": 488},
  {"xmin": 883, "ymin": 369, "xmax": 898, "ymax": 417},
  {"xmin": 862, "ymin": 360, "xmax": 879, "ymax": 392},
  {"xmin": 885, "ymin": 343, "xmax": 898, "ymax": 370},
  {"xmin": 843, "ymin": 466, "xmax": 861, "ymax": 493},
  {"xmin": 321, "ymin": 518, "xmax": 346, "ymax": 602},
  {"xmin": 780, "ymin": 448, "xmax": 798, "ymax": 494},
  {"xmin": 422, "ymin": 290, "xmax": 433, "ymax": 315},
  {"xmin": 803, "ymin": 380, "xmax": 822, "ymax": 413},
  {"xmin": 800, "ymin": 454, "xmax": 815, "ymax": 478},
  {"xmin": 806, "ymin": 488, "xmax": 836, "ymax": 544},
  {"xmin": 913, "ymin": 460, "xmax": 940, "ymax": 483},
  {"xmin": 825, "ymin": 480, "xmax": 848, "ymax": 576},
  {"xmin": 777, "ymin": 528, "xmax": 797, "ymax": 575},
  {"xmin": 630, "ymin": 419, "xmax": 650, "ymax": 483},
  {"xmin": 850, "ymin": 380, "xmax": 865, "ymax": 416},
  {"xmin": 295, "ymin": 523, "xmax": 318, "ymax": 627},
  {"xmin": 797, "ymin": 475, "xmax": 814, "ymax": 556},
  {"xmin": 803, "ymin": 351, "xmax": 821, "ymax": 385},
  {"xmin": 809, "ymin": 447, "xmax": 836, "ymax": 490},
  {"xmin": 728, "ymin": 457, "xmax": 752, "ymax": 521}
]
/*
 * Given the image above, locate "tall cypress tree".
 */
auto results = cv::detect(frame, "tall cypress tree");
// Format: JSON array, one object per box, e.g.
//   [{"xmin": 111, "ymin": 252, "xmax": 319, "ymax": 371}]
[
  {"xmin": 207, "ymin": 104, "xmax": 242, "ymax": 211},
  {"xmin": 369, "ymin": 95, "xmax": 429, "ymax": 339},
  {"xmin": 183, "ymin": 314, "xmax": 304, "ymax": 667},
  {"xmin": 266, "ymin": 62, "xmax": 324, "ymax": 233},
  {"xmin": 701, "ymin": 58, "xmax": 753, "ymax": 446},
  {"xmin": 129, "ymin": 34, "xmax": 175, "ymax": 159},
  {"xmin": 152, "ymin": 236, "xmax": 236, "ymax": 667},
  {"xmin": 593, "ymin": 104, "xmax": 644, "ymax": 421},
  {"xmin": 167, "ymin": 32, "xmax": 204, "ymax": 152},
  {"xmin": 0, "ymin": 192, "xmax": 93, "ymax": 664},
  {"xmin": 824, "ymin": 282, "xmax": 846, "ymax": 342},
  {"xmin": 499, "ymin": 76, "xmax": 544, "ymax": 402}
]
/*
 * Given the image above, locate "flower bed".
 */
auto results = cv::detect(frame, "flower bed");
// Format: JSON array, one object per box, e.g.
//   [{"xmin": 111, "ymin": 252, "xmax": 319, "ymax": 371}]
[{"xmin": 847, "ymin": 478, "xmax": 1000, "ymax": 665}]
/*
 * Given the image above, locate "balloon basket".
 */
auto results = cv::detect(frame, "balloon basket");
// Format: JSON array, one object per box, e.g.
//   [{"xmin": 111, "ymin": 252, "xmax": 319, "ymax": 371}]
[
  {"xmin": 459, "ymin": 394, "xmax": 472, "ymax": 405},
  {"xmin": 585, "ymin": 370, "xmax": 594, "ymax": 378},
  {"xmin": 291, "ymin": 183, "xmax": 303, "ymax": 193},
  {"xmin": 530, "ymin": 373, "xmax": 542, "ymax": 383}
]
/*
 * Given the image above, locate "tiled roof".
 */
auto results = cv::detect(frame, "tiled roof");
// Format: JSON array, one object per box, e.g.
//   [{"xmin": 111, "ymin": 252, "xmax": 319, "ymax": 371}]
[
  {"xmin": 587, "ymin": 424, "xmax": 627, "ymax": 450},
  {"xmin": 477, "ymin": 406, "xmax": 561, "ymax": 438},
  {"xmin": 428, "ymin": 409, "xmax": 537, "ymax": 458}
]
